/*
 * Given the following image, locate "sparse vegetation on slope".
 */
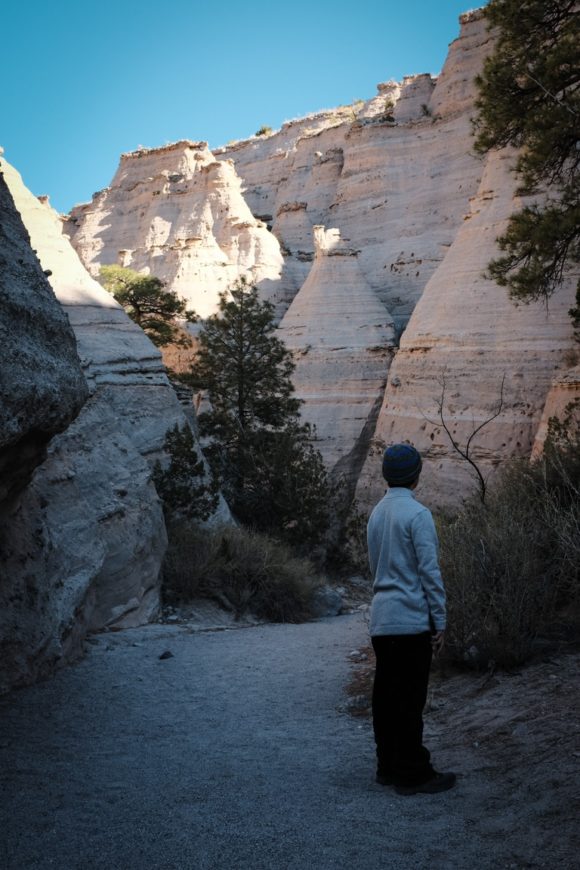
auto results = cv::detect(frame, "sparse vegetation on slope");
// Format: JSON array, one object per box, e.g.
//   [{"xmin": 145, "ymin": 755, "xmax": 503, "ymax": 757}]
[
  {"xmin": 438, "ymin": 407, "xmax": 580, "ymax": 667},
  {"xmin": 162, "ymin": 522, "xmax": 322, "ymax": 622}
]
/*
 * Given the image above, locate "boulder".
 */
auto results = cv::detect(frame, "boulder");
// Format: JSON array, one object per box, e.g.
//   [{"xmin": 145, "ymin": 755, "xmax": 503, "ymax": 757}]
[{"xmin": 311, "ymin": 586, "xmax": 343, "ymax": 619}]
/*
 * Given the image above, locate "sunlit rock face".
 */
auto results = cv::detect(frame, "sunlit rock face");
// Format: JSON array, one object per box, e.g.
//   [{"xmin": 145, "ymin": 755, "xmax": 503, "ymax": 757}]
[
  {"xmin": 62, "ymin": 9, "xmax": 577, "ymax": 511},
  {"xmin": 0, "ymin": 168, "xmax": 88, "ymax": 504},
  {"xmin": 0, "ymin": 159, "xmax": 228, "ymax": 694},
  {"xmin": 277, "ymin": 227, "xmax": 395, "ymax": 485},
  {"xmin": 215, "ymin": 11, "xmax": 493, "ymax": 335},
  {"xmin": 355, "ymin": 148, "xmax": 578, "ymax": 510},
  {"xmin": 65, "ymin": 141, "xmax": 284, "ymax": 318}
]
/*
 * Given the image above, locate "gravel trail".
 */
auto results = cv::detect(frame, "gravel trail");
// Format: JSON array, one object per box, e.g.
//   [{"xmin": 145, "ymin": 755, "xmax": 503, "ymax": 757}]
[{"xmin": 0, "ymin": 614, "xmax": 572, "ymax": 869}]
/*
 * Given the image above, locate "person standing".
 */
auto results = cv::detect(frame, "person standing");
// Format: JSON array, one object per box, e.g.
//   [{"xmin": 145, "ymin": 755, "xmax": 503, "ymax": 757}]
[{"xmin": 367, "ymin": 443, "xmax": 456, "ymax": 795}]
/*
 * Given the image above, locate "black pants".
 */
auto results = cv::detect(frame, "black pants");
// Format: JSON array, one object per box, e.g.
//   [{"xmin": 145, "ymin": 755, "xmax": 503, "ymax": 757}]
[{"xmin": 371, "ymin": 632, "xmax": 435, "ymax": 786}]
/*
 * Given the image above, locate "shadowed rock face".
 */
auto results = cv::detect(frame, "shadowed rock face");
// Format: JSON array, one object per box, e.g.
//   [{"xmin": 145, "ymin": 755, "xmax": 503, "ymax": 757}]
[
  {"xmin": 0, "ymin": 159, "xmax": 230, "ymax": 694},
  {"xmin": 0, "ymin": 170, "xmax": 88, "ymax": 504}
]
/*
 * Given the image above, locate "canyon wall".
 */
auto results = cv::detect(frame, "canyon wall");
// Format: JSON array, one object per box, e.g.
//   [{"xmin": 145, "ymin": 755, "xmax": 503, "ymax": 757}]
[
  {"xmin": 0, "ymin": 168, "xmax": 88, "ymax": 505},
  {"xmin": 64, "ymin": 9, "xmax": 578, "ymax": 508},
  {"xmin": 355, "ymin": 148, "xmax": 577, "ymax": 509},
  {"xmin": 0, "ymin": 158, "xmax": 227, "ymax": 693},
  {"xmin": 65, "ymin": 142, "xmax": 284, "ymax": 318}
]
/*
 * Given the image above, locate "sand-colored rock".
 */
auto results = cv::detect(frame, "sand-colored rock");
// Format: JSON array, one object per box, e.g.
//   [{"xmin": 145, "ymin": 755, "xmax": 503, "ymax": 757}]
[
  {"xmin": 66, "ymin": 14, "xmax": 491, "ymax": 335},
  {"xmin": 65, "ymin": 141, "xmax": 284, "ymax": 318},
  {"xmin": 216, "ymin": 11, "xmax": 491, "ymax": 335},
  {"xmin": 277, "ymin": 227, "xmax": 395, "ymax": 484},
  {"xmin": 0, "ymin": 159, "xmax": 228, "ymax": 694},
  {"xmin": 61, "ymin": 8, "xmax": 576, "ymax": 513},
  {"xmin": 0, "ymin": 168, "xmax": 88, "ymax": 504},
  {"xmin": 532, "ymin": 362, "xmax": 580, "ymax": 458},
  {"xmin": 356, "ymin": 148, "xmax": 578, "ymax": 510}
]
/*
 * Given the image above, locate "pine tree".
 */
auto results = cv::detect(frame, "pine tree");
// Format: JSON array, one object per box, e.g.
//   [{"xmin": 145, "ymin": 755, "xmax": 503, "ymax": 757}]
[
  {"xmin": 473, "ymin": 1, "xmax": 580, "ymax": 316},
  {"xmin": 99, "ymin": 265, "xmax": 196, "ymax": 347},
  {"xmin": 152, "ymin": 424, "xmax": 218, "ymax": 522},
  {"xmin": 189, "ymin": 279, "xmax": 330, "ymax": 546}
]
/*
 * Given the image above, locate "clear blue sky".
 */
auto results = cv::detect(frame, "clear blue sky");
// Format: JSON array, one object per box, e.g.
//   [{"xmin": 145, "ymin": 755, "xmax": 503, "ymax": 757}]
[{"xmin": 2, "ymin": 1, "xmax": 485, "ymax": 214}]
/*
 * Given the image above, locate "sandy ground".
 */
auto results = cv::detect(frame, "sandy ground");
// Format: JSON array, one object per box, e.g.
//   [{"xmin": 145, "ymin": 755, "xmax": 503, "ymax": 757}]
[{"xmin": 0, "ymin": 612, "xmax": 578, "ymax": 870}]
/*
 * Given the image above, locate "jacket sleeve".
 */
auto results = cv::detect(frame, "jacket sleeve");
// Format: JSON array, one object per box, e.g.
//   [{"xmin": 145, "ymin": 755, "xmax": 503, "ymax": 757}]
[
  {"xmin": 367, "ymin": 518, "xmax": 378, "ymax": 578},
  {"xmin": 411, "ymin": 509, "xmax": 447, "ymax": 631}
]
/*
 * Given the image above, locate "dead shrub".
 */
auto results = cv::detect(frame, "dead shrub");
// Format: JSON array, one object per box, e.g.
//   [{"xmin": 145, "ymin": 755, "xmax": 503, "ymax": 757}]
[
  {"xmin": 162, "ymin": 523, "xmax": 322, "ymax": 623},
  {"xmin": 438, "ymin": 433, "xmax": 580, "ymax": 668}
]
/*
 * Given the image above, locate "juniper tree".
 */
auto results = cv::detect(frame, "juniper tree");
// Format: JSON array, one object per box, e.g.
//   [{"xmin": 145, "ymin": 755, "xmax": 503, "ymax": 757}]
[
  {"xmin": 189, "ymin": 278, "xmax": 330, "ymax": 546},
  {"xmin": 473, "ymin": 1, "xmax": 580, "ymax": 322},
  {"xmin": 100, "ymin": 264, "xmax": 196, "ymax": 347}
]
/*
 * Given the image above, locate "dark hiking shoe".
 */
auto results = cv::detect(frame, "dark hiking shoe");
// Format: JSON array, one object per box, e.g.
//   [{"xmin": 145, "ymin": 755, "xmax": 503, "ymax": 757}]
[{"xmin": 395, "ymin": 771, "xmax": 456, "ymax": 796}]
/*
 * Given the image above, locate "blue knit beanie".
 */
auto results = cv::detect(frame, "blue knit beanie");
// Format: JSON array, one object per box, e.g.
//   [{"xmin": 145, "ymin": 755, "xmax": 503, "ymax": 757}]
[{"xmin": 382, "ymin": 443, "xmax": 422, "ymax": 486}]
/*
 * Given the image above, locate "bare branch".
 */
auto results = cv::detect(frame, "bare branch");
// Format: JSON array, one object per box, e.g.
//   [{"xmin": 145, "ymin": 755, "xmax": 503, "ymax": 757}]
[{"xmin": 421, "ymin": 373, "xmax": 508, "ymax": 503}]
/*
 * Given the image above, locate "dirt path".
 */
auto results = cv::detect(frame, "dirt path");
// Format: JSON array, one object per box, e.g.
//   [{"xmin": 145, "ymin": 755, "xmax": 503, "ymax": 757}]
[{"xmin": 0, "ymin": 614, "xmax": 578, "ymax": 869}]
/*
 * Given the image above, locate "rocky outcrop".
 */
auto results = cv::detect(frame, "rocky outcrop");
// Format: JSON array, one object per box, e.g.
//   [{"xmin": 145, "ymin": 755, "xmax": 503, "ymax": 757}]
[
  {"xmin": 355, "ymin": 149, "xmax": 577, "ymax": 509},
  {"xmin": 64, "ymin": 12, "xmax": 493, "ymax": 498},
  {"xmin": 65, "ymin": 142, "xmax": 284, "ymax": 318},
  {"xmin": 0, "ymin": 159, "xmax": 227, "ymax": 694},
  {"xmin": 0, "ymin": 168, "xmax": 88, "ymax": 504},
  {"xmin": 215, "ymin": 11, "xmax": 492, "ymax": 335},
  {"xmin": 66, "ymin": 14, "xmax": 492, "ymax": 337},
  {"xmin": 61, "ymin": 8, "xmax": 577, "ymax": 512},
  {"xmin": 532, "ymin": 363, "xmax": 580, "ymax": 458},
  {"xmin": 277, "ymin": 227, "xmax": 395, "ymax": 483}
]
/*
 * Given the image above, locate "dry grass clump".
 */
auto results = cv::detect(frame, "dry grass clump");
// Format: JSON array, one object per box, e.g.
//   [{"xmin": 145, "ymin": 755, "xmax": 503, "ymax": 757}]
[
  {"xmin": 438, "ymin": 433, "xmax": 580, "ymax": 668},
  {"xmin": 162, "ymin": 523, "xmax": 322, "ymax": 623}
]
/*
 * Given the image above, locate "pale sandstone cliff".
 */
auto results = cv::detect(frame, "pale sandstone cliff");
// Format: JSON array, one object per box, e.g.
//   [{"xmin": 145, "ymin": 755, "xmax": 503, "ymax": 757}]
[
  {"xmin": 65, "ymin": 13, "xmax": 493, "ymax": 490},
  {"xmin": 0, "ymin": 159, "xmax": 227, "ymax": 693},
  {"xmin": 63, "ymin": 9, "xmax": 577, "ymax": 507},
  {"xmin": 215, "ymin": 11, "xmax": 493, "ymax": 332},
  {"xmin": 532, "ymin": 363, "xmax": 580, "ymax": 459},
  {"xmin": 277, "ymin": 226, "xmax": 395, "ymax": 484},
  {"xmin": 355, "ymin": 148, "xmax": 578, "ymax": 509},
  {"xmin": 65, "ymin": 142, "xmax": 284, "ymax": 318},
  {"xmin": 230, "ymin": 10, "xmax": 496, "ymax": 484}
]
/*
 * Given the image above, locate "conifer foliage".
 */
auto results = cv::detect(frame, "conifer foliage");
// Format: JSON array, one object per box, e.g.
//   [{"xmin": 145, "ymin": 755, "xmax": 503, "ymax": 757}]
[
  {"xmin": 189, "ymin": 279, "xmax": 330, "ymax": 546},
  {"xmin": 153, "ymin": 424, "xmax": 218, "ymax": 522},
  {"xmin": 100, "ymin": 265, "xmax": 196, "ymax": 347},
  {"xmin": 473, "ymin": 1, "xmax": 580, "ymax": 317}
]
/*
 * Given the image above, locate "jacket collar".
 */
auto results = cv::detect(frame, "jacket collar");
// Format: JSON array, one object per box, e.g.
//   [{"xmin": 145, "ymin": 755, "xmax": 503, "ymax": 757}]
[{"xmin": 385, "ymin": 487, "xmax": 416, "ymax": 500}]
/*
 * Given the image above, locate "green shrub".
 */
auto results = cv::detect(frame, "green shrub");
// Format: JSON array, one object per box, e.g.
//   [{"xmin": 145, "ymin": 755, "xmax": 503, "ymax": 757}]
[
  {"xmin": 162, "ymin": 523, "xmax": 322, "ymax": 622},
  {"xmin": 438, "ymin": 418, "xmax": 580, "ymax": 667},
  {"xmin": 255, "ymin": 125, "xmax": 273, "ymax": 136}
]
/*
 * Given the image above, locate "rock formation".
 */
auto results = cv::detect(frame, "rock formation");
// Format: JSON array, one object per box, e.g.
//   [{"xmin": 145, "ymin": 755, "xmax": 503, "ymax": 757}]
[
  {"xmin": 355, "ymin": 148, "xmax": 577, "ymax": 509},
  {"xmin": 277, "ymin": 227, "xmax": 395, "ymax": 485},
  {"xmin": 532, "ymin": 363, "xmax": 580, "ymax": 459},
  {"xmin": 0, "ymin": 167, "xmax": 88, "ymax": 504},
  {"xmin": 62, "ymin": 8, "xmax": 577, "ymax": 510},
  {"xmin": 65, "ymin": 142, "xmax": 284, "ymax": 318},
  {"xmin": 0, "ymin": 158, "xmax": 227, "ymax": 694}
]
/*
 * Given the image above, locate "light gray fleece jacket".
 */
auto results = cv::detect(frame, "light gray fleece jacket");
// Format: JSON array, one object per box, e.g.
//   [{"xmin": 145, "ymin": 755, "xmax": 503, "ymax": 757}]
[{"xmin": 367, "ymin": 487, "xmax": 446, "ymax": 636}]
